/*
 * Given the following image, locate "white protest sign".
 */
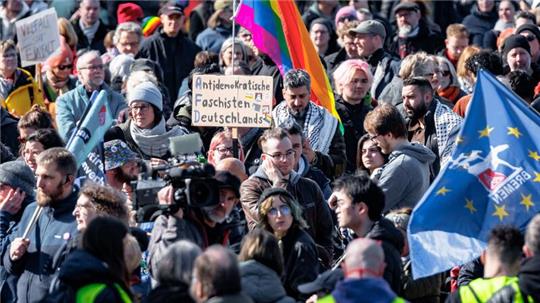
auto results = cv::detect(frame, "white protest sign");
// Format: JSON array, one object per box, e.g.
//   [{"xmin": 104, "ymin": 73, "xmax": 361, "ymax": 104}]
[
  {"xmin": 192, "ymin": 75, "xmax": 273, "ymax": 128},
  {"xmin": 16, "ymin": 8, "xmax": 60, "ymax": 67}
]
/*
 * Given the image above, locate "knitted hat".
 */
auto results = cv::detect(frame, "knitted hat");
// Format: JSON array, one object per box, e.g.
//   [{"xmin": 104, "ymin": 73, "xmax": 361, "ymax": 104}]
[
  {"xmin": 502, "ymin": 34, "xmax": 531, "ymax": 60},
  {"xmin": 141, "ymin": 16, "xmax": 161, "ymax": 37},
  {"xmin": 127, "ymin": 81, "xmax": 163, "ymax": 111},
  {"xmin": 104, "ymin": 139, "xmax": 139, "ymax": 171},
  {"xmin": 257, "ymin": 187, "xmax": 295, "ymax": 207},
  {"xmin": 515, "ymin": 24, "xmax": 540, "ymax": 44},
  {"xmin": 117, "ymin": 3, "xmax": 144, "ymax": 24},
  {"xmin": 335, "ymin": 5, "xmax": 360, "ymax": 27},
  {"xmin": 0, "ymin": 161, "xmax": 36, "ymax": 197}
]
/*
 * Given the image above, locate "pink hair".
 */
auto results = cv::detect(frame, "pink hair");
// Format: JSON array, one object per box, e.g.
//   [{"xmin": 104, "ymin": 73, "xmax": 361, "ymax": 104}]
[
  {"xmin": 333, "ymin": 59, "xmax": 373, "ymax": 95},
  {"xmin": 207, "ymin": 130, "xmax": 245, "ymax": 165}
]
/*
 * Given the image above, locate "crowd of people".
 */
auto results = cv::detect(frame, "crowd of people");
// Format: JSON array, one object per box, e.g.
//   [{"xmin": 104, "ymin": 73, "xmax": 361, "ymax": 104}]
[{"xmin": 0, "ymin": 0, "xmax": 540, "ymax": 302}]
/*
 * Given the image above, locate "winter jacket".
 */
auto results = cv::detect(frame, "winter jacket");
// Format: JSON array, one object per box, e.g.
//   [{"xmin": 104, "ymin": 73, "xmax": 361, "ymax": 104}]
[
  {"xmin": 138, "ymin": 29, "xmax": 201, "ymax": 102},
  {"xmin": 402, "ymin": 257, "xmax": 442, "ymax": 302},
  {"xmin": 240, "ymin": 166, "xmax": 334, "ymax": 257},
  {"xmin": 407, "ymin": 99, "xmax": 462, "ymax": 178},
  {"xmin": 378, "ymin": 75, "xmax": 403, "ymax": 108},
  {"xmin": 366, "ymin": 218, "xmax": 405, "ymax": 295},
  {"xmin": 0, "ymin": 108, "xmax": 19, "ymax": 156},
  {"xmin": 71, "ymin": 19, "xmax": 109, "ymax": 54},
  {"xmin": 280, "ymin": 226, "xmax": 319, "ymax": 301},
  {"xmin": 55, "ymin": 84, "xmax": 127, "ymax": 141},
  {"xmin": 462, "ymin": 5, "xmax": 498, "ymax": 47},
  {"xmin": 367, "ymin": 48, "xmax": 401, "ymax": 101},
  {"xmin": 0, "ymin": 68, "xmax": 45, "ymax": 118},
  {"xmin": 3, "ymin": 189, "xmax": 79, "ymax": 303},
  {"xmin": 335, "ymin": 95, "xmax": 372, "ymax": 173},
  {"xmin": 44, "ymin": 249, "xmax": 132, "ymax": 303},
  {"xmin": 195, "ymin": 25, "xmax": 232, "ymax": 54},
  {"xmin": 328, "ymin": 278, "xmax": 403, "ymax": 303},
  {"xmin": 240, "ymin": 260, "xmax": 295, "ymax": 303},
  {"xmin": 377, "ymin": 142, "xmax": 436, "ymax": 212},
  {"xmin": 143, "ymin": 283, "xmax": 194, "ymax": 303},
  {"xmin": 389, "ymin": 19, "xmax": 444, "ymax": 59}
]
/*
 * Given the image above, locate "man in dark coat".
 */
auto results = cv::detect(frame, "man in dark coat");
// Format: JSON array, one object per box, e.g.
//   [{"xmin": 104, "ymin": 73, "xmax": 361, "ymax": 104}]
[
  {"xmin": 137, "ymin": 1, "xmax": 201, "ymax": 101},
  {"xmin": 462, "ymin": 0, "xmax": 498, "ymax": 47},
  {"xmin": 71, "ymin": 0, "xmax": 109, "ymax": 53}
]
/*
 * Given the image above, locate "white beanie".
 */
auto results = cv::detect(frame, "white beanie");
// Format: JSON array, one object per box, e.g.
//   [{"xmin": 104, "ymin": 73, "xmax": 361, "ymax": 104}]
[{"xmin": 127, "ymin": 81, "xmax": 163, "ymax": 111}]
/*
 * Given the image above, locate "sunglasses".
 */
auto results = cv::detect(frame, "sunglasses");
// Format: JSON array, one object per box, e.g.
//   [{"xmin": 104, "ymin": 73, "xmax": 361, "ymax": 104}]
[
  {"xmin": 268, "ymin": 205, "xmax": 291, "ymax": 217},
  {"xmin": 57, "ymin": 64, "xmax": 73, "ymax": 71}
]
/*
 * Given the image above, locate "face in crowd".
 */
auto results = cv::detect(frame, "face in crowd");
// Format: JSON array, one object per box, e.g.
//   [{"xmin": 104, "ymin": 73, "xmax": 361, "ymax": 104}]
[
  {"xmin": 283, "ymin": 85, "xmax": 310, "ymax": 118},
  {"xmin": 130, "ymin": 101, "xmax": 155, "ymax": 129},
  {"xmin": 78, "ymin": 55, "xmax": 105, "ymax": 90},
  {"xmin": 402, "ymin": 84, "xmax": 432, "ymax": 121},
  {"xmin": 203, "ymin": 188, "xmax": 237, "ymax": 224},
  {"xmin": 261, "ymin": 137, "xmax": 295, "ymax": 177},
  {"xmin": 266, "ymin": 195, "xmax": 293, "ymax": 238}
]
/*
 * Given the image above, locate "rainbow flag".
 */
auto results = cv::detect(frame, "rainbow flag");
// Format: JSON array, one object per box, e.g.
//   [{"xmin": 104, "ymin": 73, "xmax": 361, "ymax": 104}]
[{"xmin": 236, "ymin": 0, "xmax": 342, "ymax": 129}]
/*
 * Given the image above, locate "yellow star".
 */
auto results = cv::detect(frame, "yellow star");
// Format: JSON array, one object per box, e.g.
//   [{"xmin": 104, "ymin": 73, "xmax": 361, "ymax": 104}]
[
  {"xmin": 507, "ymin": 127, "xmax": 522, "ymax": 138},
  {"xmin": 492, "ymin": 205, "xmax": 509, "ymax": 221},
  {"xmin": 521, "ymin": 193, "xmax": 535, "ymax": 211},
  {"xmin": 456, "ymin": 136, "xmax": 464, "ymax": 145},
  {"xmin": 479, "ymin": 126, "xmax": 494, "ymax": 138},
  {"xmin": 529, "ymin": 150, "xmax": 540, "ymax": 161},
  {"xmin": 465, "ymin": 199, "xmax": 477, "ymax": 214},
  {"xmin": 534, "ymin": 172, "xmax": 540, "ymax": 183},
  {"xmin": 436, "ymin": 186, "xmax": 451, "ymax": 196}
]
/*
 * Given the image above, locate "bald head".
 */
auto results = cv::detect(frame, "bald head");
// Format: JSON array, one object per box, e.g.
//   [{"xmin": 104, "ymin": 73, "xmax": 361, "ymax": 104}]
[
  {"xmin": 215, "ymin": 158, "xmax": 248, "ymax": 182},
  {"xmin": 344, "ymin": 238, "xmax": 385, "ymax": 278}
]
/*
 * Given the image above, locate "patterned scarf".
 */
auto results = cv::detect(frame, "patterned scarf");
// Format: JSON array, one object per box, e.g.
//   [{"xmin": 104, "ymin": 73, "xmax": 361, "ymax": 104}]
[
  {"xmin": 130, "ymin": 118, "xmax": 188, "ymax": 158},
  {"xmin": 434, "ymin": 100, "xmax": 463, "ymax": 164}
]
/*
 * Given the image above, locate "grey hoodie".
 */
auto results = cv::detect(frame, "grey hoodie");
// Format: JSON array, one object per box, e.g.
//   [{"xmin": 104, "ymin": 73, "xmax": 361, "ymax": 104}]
[{"xmin": 378, "ymin": 142, "xmax": 436, "ymax": 213}]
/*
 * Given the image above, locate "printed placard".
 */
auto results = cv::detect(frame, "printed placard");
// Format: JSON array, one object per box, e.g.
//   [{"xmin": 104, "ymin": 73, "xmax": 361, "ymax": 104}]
[
  {"xmin": 16, "ymin": 8, "xmax": 60, "ymax": 67},
  {"xmin": 192, "ymin": 75, "xmax": 273, "ymax": 128}
]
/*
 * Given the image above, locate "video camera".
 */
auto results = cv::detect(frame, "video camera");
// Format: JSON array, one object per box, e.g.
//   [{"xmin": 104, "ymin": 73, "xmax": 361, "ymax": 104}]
[{"xmin": 131, "ymin": 134, "xmax": 220, "ymax": 222}]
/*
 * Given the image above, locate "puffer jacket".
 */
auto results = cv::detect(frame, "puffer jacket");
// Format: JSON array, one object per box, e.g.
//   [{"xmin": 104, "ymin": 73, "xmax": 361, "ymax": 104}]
[{"xmin": 240, "ymin": 260, "xmax": 295, "ymax": 303}]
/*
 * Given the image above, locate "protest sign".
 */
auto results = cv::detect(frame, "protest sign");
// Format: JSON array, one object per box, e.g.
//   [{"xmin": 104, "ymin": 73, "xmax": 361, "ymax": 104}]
[
  {"xmin": 16, "ymin": 8, "xmax": 60, "ymax": 67},
  {"xmin": 192, "ymin": 75, "xmax": 273, "ymax": 128}
]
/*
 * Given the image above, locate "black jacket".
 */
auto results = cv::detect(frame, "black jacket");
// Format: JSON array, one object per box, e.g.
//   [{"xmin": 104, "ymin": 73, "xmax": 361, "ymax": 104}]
[
  {"xmin": 324, "ymin": 48, "xmax": 349, "ymax": 77},
  {"xmin": 44, "ymin": 250, "xmax": 132, "ymax": 303},
  {"xmin": 0, "ymin": 108, "xmax": 19, "ymax": 156},
  {"xmin": 462, "ymin": 5, "xmax": 498, "ymax": 47},
  {"xmin": 366, "ymin": 48, "xmax": 401, "ymax": 101},
  {"xmin": 138, "ymin": 29, "xmax": 201, "ymax": 102},
  {"xmin": 366, "ymin": 218, "xmax": 405, "ymax": 295},
  {"xmin": 71, "ymin": 19, "xmax": 109, "ymax": 53},
  {"xmin": 335, "ymin": 95, "xmax": 372, "ymax": 173},
  {"xmin": 389, "ymin": 19, "xmax": 444, "ymax": 58},
  {"xmin": 143, "ymin": 282, "xmax": 194, "ymax": 303}
]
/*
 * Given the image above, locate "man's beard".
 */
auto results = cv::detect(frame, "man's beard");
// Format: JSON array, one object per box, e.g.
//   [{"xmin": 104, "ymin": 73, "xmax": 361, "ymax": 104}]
[
  {"xmin": 289, "ymin": 107, "xmax": 307, "ymax": 119},
  {"xmin": 37, "ymin": 188, "xmax": 62, "ymax": 206},
  {"xmin": 398, "ymin": 24, "xmax": 413, "ymax": 38},
  {"xmin": 406, "ymin": 102, "xmax": 428, "ymax": 121},
  {"xmin": 114, "ymin": 167, "xmax": 137, "ymax": 184}
]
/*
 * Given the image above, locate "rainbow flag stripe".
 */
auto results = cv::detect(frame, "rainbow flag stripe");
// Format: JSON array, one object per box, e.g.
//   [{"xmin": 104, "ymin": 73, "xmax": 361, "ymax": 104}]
[{"xmin": 236, "ymin": 0, "xmax": 342, "ymax": 128}]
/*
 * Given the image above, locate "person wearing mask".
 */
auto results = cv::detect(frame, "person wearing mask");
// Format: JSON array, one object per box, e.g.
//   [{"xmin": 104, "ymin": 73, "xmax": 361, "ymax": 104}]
[{"xmin": 257, "ymin": 188, "xmax": 319, "ymax": 301}]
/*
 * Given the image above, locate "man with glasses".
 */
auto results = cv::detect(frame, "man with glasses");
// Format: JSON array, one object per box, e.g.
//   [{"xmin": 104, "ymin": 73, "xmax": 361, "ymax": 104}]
[
  {"xmin": 3, "ymin": 148, "xmax": 79, "ymax": 303},
  {"xmin": 402, "ymin": 77, "xmax": 462, "ymax": 178},
  {"xmin": 363, "ymin": 103, "xmax": 435, "ymax": 213},
  {"xmin": 56, "ymin": 50, "xmax": 127, "ymax": 141},
  {"xmin": 240, "ymin": 127, "xmax": 334, "ymax": 264}
]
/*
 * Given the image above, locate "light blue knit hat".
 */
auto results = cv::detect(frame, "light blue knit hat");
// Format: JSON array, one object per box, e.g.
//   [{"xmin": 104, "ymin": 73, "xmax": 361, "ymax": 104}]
[{"xmin": 127, "ymin": 81, "xmax": 163, "ymax": 111}]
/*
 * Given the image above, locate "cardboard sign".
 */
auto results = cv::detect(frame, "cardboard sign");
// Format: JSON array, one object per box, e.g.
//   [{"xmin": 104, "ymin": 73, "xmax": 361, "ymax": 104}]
[
  {"xmin": 16, "ymin": 8, "xmax": 60, "ymax": 67},
  {"xmin": 192, "ymin": 75, "xmax": 273, "ymax": 128}
]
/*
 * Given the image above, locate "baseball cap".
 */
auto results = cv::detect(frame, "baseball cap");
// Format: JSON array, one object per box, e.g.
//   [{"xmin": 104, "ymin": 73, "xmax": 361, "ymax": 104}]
[
  {"xmin": 349, "ymin": 20, "xmax": 386, "ymax": 40},
  {"xmin": 297, "ymin": 269, "xmax": 344, "ymax": 294},
  {"xmin": 159, "ymin": 1, "xmax": 185, "ymax": 16}
]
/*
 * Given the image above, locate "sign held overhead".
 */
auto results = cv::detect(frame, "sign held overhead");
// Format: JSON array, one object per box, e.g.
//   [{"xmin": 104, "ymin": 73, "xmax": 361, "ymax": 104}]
[{"xmin": 16, "ymin": 8, "xmax": 60, "ymax": 67}]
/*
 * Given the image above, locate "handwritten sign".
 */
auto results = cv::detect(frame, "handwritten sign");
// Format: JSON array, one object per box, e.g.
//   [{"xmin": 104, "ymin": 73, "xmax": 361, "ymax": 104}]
[
  {"xmin": 192, "ymin": 75, "xmax": 273, "ymax": 128},
  {"xmin": 16, "ymin": 8, "xmax": 60, "ymax": 67}
]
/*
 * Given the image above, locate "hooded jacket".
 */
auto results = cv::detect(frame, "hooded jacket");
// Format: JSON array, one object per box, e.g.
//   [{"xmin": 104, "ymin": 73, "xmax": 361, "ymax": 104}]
[
  {"xmin": 44, "ymin": 249, "xmax": 132, "ymax": 303},
  {"xmin": 366, "ymin": 218, "xmax": 405, "ymax": 295},
  {"xmin": 377, "ymin": 142, "xmax": 436, "ymax": 212},
  {"xmin": 330, "ymin": 278, "xmax": 401, "ymax": 303},
  {"xmin": 240, "ymin": 166, "xmax": 334, "ymax": 257},
  {"xmin": 240, "ymin": 260, "xmax": 295, "ymax": 303}
]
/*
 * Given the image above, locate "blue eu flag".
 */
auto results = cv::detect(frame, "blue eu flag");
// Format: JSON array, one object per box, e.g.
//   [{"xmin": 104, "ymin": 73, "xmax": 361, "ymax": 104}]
[{"xmin": 408, "ymin": 70, "xmax": 540, "ymax": 279}]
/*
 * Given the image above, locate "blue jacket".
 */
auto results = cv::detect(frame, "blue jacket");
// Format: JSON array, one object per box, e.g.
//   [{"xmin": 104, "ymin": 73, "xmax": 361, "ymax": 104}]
[
  {"xmin": 55, "ymin": 84, "xmax": 127, "ymax": 141},
  {"xmin": 195, "ymin": 25, "xmax": 231, "ymax": 54},
  {"xmin": 331, "ymin": 278, "xmax": 400, "ymax": 303},
  {"xmin": 3, "ymin": 188, "xmax": 79, "ymax": 303}
]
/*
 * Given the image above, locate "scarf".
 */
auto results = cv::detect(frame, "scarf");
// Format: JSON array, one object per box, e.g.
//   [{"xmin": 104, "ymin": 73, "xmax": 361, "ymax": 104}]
[
  {"xmin": 130, "ymin": 118, "xmax": 188, "ymax": 158},
  {"xmin": 437, "ymin": 86, "xmax": 461, "ymax": 104},
  {"xmin": 79, "ymin": 19, "xmax": 100, "ymax": 42},
  {"xmin": 272, "ymin": 102, "xmax": 337, "ymax": 154},
  {"xmin": 433, "ymin": 100, "xmax": 463, "ymax": 164}
]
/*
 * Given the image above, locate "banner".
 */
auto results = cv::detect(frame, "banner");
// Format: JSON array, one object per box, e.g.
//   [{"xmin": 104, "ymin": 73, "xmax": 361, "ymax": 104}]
[{"xmin": 15, "ymin": 8, "xmax": 60, "ymax": 67}]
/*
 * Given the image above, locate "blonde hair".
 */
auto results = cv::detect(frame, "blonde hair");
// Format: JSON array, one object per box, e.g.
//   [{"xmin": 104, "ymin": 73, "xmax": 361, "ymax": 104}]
[
  {"xmin": 399, "ymin": 52, "xmax": 437, "ymax": 79},
  {"xmin": 57, "ymin": 18, "xmax": 78, "ymax": 50},
  {"xmin": 456, "ymin": 45, "xmax": 481, "ymax": 79}
]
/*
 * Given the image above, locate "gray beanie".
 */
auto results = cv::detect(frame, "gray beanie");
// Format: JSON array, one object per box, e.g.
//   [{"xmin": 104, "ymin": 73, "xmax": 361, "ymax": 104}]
[
  {"xmin": 0, "ymin": 161, "xmax": 36, "ymax": 197},
  {"xmin": 127, "ymin": 81, "xmax": 163, "ymax": 111}
]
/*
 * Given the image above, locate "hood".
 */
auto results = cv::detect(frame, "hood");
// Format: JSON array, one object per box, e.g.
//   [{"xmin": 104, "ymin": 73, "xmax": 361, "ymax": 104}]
[
  {"xmin": 367, "ymin": 218, "xmax": 404, "ymax": 254},
  {"xmin": 520, "ymin": 255, "xmax": 540, "ymax": 301},
  {"xmin": 332, "ymin": 278, "xmax": 397, "ymax": 303},
  {"xmin": 296, "ymin": 154, "xmax": 311, "ymax": 177},
  {"xmin": 390, "ymin": 142, "xmax": 436, "ymax": 165},
  {"xmin": 240, "ymin": 260, "xmax": 290, "ymax": 303},
  {"xmin": 252, "ymin": 164, "xmax": 301, "ymax": 185},
  {"xmin": 58, "ymin": 250, "xmax": 115, "ymax": 286}
]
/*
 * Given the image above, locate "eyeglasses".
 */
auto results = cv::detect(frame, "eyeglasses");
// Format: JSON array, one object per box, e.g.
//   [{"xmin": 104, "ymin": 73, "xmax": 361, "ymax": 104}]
[
  {"xmin": 57, "ymin": 64, "xmax": 73, "ymax": 71},
  {"xmin": 215, "ymin": 146, "xmax": 233, "ymax": 154},
  {"xmin": 2, "ymin": 52, "xmax": 16, "ymax": 59},
  {"xmin": 268, "ymin": 204, "xmax": 291, "ymax": 217},
  {"xmin": 79, "ymin": 64, "xmax": 104, "ymax": 71},
  {"xmin": 264, "ymin": 149, "xmax": 295, "ymax": 161},
  {"xmin": 130, "ymin": 104, "xmax": 151, "ymax": 112}
]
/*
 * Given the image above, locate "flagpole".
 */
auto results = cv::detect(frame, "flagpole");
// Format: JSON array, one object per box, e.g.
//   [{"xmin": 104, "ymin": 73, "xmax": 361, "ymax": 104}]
[
  {"xmin": 66, "ymin": 90, "xmax": 100, "ymax": 147},
  {"xmin": 231, "ymin": 0, "xmax": 239, "ymax": 158}
]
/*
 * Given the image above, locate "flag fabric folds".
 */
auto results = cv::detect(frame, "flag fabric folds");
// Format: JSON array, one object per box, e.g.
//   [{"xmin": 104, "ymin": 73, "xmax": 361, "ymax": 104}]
[
  {"xmin": 408, "ymin": 70, "xmax": 540, "ymax": 279},
  {"xmin": 236, "ymin": 0, "xmax": 341, "ymax": 127},
  {"xmin": 66, "ymin": 90, "xmax": 113, "ymax": 185}
]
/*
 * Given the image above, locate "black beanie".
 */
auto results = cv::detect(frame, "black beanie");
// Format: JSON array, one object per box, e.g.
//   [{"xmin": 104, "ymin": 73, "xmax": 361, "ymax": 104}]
[
  {"xmin": 515, "ymin": 24, "xmax": 540, "ymax": 43},
  {"xmin": 502, "ymin": 34, "xmax": 531, "ymax": 59}
]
